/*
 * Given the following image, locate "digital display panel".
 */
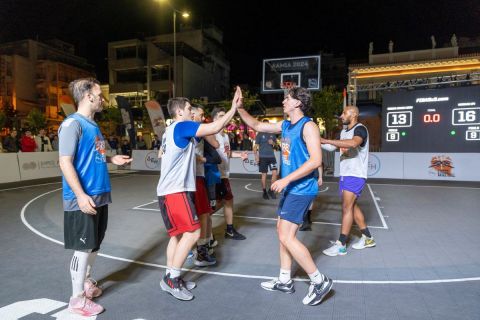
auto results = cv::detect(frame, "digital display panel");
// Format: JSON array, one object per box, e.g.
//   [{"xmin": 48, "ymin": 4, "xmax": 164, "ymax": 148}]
[{"xmin": 382, "ymin": 86, "xmax": 480, "ymax": 152}]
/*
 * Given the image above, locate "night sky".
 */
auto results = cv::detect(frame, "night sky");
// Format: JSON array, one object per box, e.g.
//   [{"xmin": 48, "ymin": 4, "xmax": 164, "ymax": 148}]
[{"xmin": 1, "ymin": 0, "xmax": 479, "ymax": 88}]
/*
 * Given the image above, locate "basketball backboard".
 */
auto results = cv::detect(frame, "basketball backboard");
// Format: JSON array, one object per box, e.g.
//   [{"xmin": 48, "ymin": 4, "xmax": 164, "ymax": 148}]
[{"xmin": 262, "ymin": 55, "xmax": 321, "ymax": 93}]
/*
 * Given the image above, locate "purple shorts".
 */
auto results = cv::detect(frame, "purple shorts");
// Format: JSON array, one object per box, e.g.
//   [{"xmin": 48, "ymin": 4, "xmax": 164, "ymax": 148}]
[{"xmin": 339, "ymin": 176, "xmax": 366, "ymax": 198}]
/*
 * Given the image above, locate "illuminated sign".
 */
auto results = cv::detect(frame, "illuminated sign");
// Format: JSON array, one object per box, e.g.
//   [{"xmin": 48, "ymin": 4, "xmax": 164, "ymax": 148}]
[{"xmin": 382, "ymin": 86, "xmax": 480, "ymax": 152}]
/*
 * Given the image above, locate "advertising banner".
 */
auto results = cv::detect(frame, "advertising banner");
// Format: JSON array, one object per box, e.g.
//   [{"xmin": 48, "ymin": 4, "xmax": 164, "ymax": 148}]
[
  {"xmin": 145, "ymin": 100, "xmax": 166, "ymax": 140},
  {"xmin": 115, "ymin": 96, "xmax": 137, "ymax": 149}
]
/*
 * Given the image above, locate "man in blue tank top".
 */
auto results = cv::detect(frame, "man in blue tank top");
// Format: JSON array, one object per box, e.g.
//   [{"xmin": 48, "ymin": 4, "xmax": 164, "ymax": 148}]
[
  {"xmin": 238, "ymin": 87, "xmax": 333, "ymax": 306},
  {"xmin": 59, "ymin": 78, "xmax": 132, "ymax": 317}
]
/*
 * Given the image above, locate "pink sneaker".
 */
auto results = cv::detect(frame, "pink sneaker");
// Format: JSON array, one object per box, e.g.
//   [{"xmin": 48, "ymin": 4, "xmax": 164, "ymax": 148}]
[
  {"xmin": 84, "ymin": 278, "xmax": 103, "ymax": 299},
  {"xmin": 68, "ymin": 295, "xmax": 104, "ymax": 316}
]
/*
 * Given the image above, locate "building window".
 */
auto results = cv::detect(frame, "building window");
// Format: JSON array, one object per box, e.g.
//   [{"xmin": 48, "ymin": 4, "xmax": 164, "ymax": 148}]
[
  {"xmin": 115, "ymin": 46, "xmax": 137, "ymax": 60},
  {"xmin": 117, "ymin": 69, "xmax": 146, "ymax": 83},
  {"xmin": 151, "ymin": 65, "xmax": 171, "ymax": 81}
]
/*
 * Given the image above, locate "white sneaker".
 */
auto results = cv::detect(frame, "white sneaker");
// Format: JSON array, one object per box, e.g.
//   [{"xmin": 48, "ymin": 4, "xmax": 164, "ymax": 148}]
[
  {"xmin": 352, "ymin": 234, "xmax": 376, "ymax": 250},
  {"xmin": 323, "ymin": 240, "xmax": 347, "ymax": 256}
]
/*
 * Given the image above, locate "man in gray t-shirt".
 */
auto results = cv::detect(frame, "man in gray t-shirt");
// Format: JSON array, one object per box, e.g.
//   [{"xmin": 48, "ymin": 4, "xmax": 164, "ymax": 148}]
[{"xmin": 254, "ymin": 119, "xmax": 278, "ymax": 199}]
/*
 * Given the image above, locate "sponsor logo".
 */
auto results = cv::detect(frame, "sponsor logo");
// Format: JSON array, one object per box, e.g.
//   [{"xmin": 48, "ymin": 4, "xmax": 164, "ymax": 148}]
[
  {"xmin": 80, "ymin": 237, "xmax": 86, "ymax": 244},
  {"xmin": 145, "ymin": 151, "xmax": 160, "ymax": 169},
  {"xmin": 22, "ymin": 161, "xmax": 37, "ymax": 170},
  {"xmin": 242, "ymin": 152, "xmax": 258, "ymax": 173},
  {"xmin": 38, "ymin": 160, "xmax": 59, "ymax": 169},
  {"xmin": 95, "ymin": 136, "xmax": 107, "ymax": 163},
  {"xmin": 429, "ymin": 155, "xmax": 455, "ymax": 177},
  {"xmin": 368, "ymin": 154, "xmax": 381, "ymax": 177}
]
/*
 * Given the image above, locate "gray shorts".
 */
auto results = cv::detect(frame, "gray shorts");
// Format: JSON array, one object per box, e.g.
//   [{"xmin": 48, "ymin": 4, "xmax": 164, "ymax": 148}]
[{"xmin": 64, "ymin": 205, "xmax": 108, "ymax": 252}]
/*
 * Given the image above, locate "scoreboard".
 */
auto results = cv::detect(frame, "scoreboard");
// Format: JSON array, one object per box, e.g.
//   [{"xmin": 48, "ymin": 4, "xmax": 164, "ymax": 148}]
[{"xmin": 382, "ymin": 86, "xmax": 480, "ymax": 152}]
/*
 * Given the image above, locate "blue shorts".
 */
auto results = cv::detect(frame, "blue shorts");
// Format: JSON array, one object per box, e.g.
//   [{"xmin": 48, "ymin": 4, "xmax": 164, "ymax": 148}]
[
  {"xmin": 276, "ymin": 193, "xmax": 316, "ymax": 225},
  {"xmin": 339, "ymin": 176, "xmax": 366, "ymax": 198}
]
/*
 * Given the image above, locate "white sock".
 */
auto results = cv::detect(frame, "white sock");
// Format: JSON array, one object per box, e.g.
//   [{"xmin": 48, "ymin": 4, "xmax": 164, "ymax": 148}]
[
  {"xmin": 169, "ymin": 267, "xmax": 181, "ymax": 279},
  {"xmin": 279, "ymin": 269, "xmax": 291, "ymax": 283},
  {"xmin": 308, "ymin": 269, "xmax": 324, "ymax": 285},
  {"xmin": 197, "ymin": 238, "xmax": 208, "ymax": 246},
  {"xmin": 70, "ymin": 251, "xmax": 89, "ymax": 297},
  {"xmin": 166, "ymin": 267, "xmax": 171, "ymax": 276},
  {"xmin": 85, "ymin": 251, "xmax": 97, "ymax": 279},
  {"xmin": 209, "ymin": 234, "xmax": 214, "ymax": 241}
]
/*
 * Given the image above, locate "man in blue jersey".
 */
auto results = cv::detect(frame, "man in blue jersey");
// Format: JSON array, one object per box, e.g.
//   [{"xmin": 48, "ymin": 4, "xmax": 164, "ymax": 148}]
[
  {"xmin": 237, "ymin": 87, "xmax": 333, "ymax": 306},
  {"xmin": 156, "ymin": 87, "xmax": 241, "ymax": 301},
  {"xmin": 59, "ymin": 78, "xmax": 132, "ymax": 317}
]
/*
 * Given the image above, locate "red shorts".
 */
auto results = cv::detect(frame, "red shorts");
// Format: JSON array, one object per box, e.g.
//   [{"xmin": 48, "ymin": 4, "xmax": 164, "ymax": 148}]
[
  {"xmin": 158, "ymin": 192, "xmax": 200, "ymax": 237},
  {"xmin": 216, "ymin": 178, "xmax": 234, "ymax": 201},
  {"xmin": 194, "ymin": 177, "xmax": 213, "ymax": 216}
]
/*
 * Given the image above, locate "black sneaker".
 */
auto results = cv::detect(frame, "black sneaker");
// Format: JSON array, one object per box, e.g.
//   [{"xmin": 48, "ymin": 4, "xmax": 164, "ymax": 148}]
[
  {"xmin": 260, "ymin": 278, "xmax": 295, "ymax": 294},
  {"xmin": 268, "ymin": 190, "xmax": 276, "ymax": 199},
  {"xmin": 194, "ymin": 245, "xmax": 217, "ymax": 267},
  {"xmin": 160, "ymin": 275, "xmax": 194, "ymax": 301},
  {"xmin": 225, "ymin": 227, "xmax": 246, "ymax": 240},
  {"xmin": 262, "ymin": 192, "xmax": 269, "ymax": 200},
  {"xmin": 302, "ymin": 276, "xmax": 333, "ymax": 306}
]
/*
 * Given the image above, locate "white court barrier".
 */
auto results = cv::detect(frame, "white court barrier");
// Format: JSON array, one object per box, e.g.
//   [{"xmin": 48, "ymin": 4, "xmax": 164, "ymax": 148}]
[
  {"xmin": 334, "ymin": 152, "xmax": 480, "ymax": 181},
  {"xmin": 18, "ymin": 152, "xmax": 61, "ymax": 180},
  {"xmin": 0, "ymin": 153, "xmax": 21, "ymax": 183},
  {"xmin": 131, "ymin": 150, "xmax": 161, "ymax": 171}
]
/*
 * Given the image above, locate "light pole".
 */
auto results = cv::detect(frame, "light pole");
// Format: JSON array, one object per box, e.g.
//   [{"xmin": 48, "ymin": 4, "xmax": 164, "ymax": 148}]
[{"xmin": 155, "ymin": 1, "xmax": 189, "ymax": 98}]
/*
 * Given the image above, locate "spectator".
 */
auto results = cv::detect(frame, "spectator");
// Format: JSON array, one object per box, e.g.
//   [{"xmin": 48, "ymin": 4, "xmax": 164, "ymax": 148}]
[
  {"xmin": 229, "ymin": 132, "xmax": 239, "ymax": 150},
  {"xmin": 3, "ymin": 129, "xmax": 20, "ymax": 153},
  {"xmin": 20, "ymin": 129, "xmax": 37, "ymax": 152},
  {"xmin": 51, "ymin": 134, "xmax": 59, "ymax": 151},
  {"xmin": 35, "ymin": 128, "xmax": 53, "ymax": 152},
  {"xmin": 121, "ymin": 139, "xmax": 131, "ymax": 156},
  {"xmin": 241, "ymin": 133, "xmax": 253, "ymax": 151},
  {"xmin": 136, "ymin": 135, "xmax": 147, "ymax": 150},
  {"xmin": 107, "ymin": 135, "xmax": 119, "ymax": 150},
  {"xmin": 151, "ymin": 134, "xmax": 161, "ymax": 150}
]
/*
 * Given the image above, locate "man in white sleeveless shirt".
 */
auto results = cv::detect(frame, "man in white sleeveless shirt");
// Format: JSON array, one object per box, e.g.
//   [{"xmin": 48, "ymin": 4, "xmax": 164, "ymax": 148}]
[
  {"xmin": 157, "ymin": 87, "xmax": 241, "ymax": 301},
  {"xmin": 321, "ymin": 105, "xmax": 376, "ymax": 256}
]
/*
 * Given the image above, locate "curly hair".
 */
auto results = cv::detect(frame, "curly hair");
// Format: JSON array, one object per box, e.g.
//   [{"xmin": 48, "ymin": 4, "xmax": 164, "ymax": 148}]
[{"xmin": 286, "ymin": 87, "xmax": 311, "ymax": 114}]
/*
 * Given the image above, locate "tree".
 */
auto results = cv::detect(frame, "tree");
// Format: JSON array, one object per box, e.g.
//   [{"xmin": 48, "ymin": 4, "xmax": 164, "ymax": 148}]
[
  {"xmin": 25, "ymin": 108, "xmax": 47, "ymax": 133},
  {"xmin": 311, "ymin": 86, "xmax": 343, "ymax": 139},
  {"xmin": 2, "ymin": 100, "xmax": 18, "ymax": 129},
  {"xmin": 0, "ymin": 109, "xmax": 6, "ymax": 130},
  {"xmin": 97, "ymin": 106, "xmax": 123, "ymax": 135}
]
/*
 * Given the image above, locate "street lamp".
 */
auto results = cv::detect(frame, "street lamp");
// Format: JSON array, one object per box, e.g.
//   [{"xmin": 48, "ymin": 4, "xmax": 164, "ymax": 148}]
[{"xmin": 155, "ymin": 0, "xmax": 190, "ymax": 98}]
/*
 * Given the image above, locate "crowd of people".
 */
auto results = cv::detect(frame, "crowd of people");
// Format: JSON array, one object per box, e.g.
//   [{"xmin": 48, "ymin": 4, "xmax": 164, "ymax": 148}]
[
  {"xmin": 0, "ymin": 128, "xmax": 59, "ymax": 153},
  {"xmin": 43, "ymin": 77, "xmax": 375, "ymax": 317}
]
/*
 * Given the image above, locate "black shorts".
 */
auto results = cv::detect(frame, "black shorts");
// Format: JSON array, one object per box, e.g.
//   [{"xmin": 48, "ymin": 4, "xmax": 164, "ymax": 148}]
[
  {"xmin": 258, "ymin": 157, "xmax": 278, "ymax": 173},
  {"xmin": 64, "ymin": 205, "xmax": 108, "ymax": 252},
  {"xmin": 216, "ymin": 178, "xmax": 234, "ymax": 201}
]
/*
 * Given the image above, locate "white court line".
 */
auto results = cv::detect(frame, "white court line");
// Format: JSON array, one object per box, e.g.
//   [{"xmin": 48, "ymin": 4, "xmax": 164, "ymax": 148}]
[
  {"xmin": 0, "ymin": 181, "xmax": 62, "ymax": 192},
  {"xmin": 0, "ymin": 173, "xmax": 135, "ymax": 192},
  {"xmin": 132, "ymin": 200, "xmax": 158, "ymax": 210},
  {"xmin": 20, "ymin": 188, "xmax": 480, "ymax": 284},
  {"xmin": 245, "ymin": 183, "xmax": 329, "ymax": 193},
  {"xmin": 367, "ymin": 184, "xmax": 389, "ymax": 230},
  {"xmin": 131, "ymin": 207, "xmax": 391, "ymax": 229}
]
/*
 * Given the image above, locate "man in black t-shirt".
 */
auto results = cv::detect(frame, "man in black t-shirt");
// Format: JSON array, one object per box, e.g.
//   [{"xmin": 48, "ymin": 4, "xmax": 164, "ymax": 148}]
[{"xmin": 254, "ymin": 119, "xmax": 278, "ymax": 199}]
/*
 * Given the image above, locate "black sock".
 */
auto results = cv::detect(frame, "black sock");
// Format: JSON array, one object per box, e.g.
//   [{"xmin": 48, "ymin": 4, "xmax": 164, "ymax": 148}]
[
  {"xmin": 306, "ymin": 210, "xmax": 312, "ymax": 222},
  {"xmin": 361, "ymin": 228, "xmax": 372, "ymax": 238},
  {"xmin": 339, "ymin": 234, "xmax": 348, "ymax": 246},
  {"xmin": 263, "ymin": 188, "xmax": 267, "ymax": 193},
  {"xmin": 227, "ymin": 224, "xmax": 234, "ymax": 232}
]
